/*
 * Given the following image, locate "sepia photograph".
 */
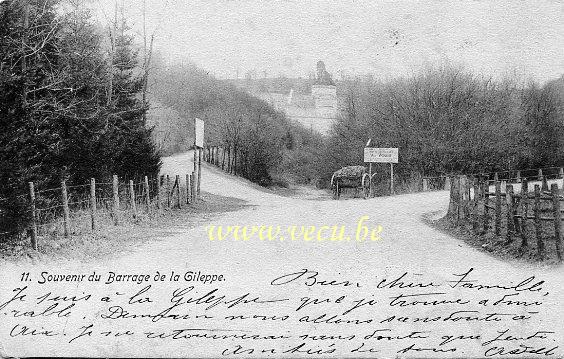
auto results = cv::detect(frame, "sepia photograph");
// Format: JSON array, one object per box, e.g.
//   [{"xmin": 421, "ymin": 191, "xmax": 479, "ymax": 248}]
[{"xmin": 0, "ymin": 0, "xmax": 563, "ymax": 357}]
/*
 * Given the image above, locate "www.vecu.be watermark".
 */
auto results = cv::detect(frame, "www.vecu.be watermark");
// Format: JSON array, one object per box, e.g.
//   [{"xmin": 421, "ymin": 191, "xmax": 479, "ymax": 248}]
[{"xmin": 206, "ymin": 216, "xmax": 383, "ymax": 242}]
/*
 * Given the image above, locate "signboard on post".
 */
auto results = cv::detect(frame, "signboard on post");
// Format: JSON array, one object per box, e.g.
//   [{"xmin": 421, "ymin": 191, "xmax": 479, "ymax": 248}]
[
  {"xmin": 364, "ymin": 147, "xmax": 399, "ymax": 195},
  {"xmin": 364, "ymin": 147, "xmax": 398, "ymax": 163},
  {"xmin": 194, "ymin": 118, "xmax": 204, "ymax": 148}
]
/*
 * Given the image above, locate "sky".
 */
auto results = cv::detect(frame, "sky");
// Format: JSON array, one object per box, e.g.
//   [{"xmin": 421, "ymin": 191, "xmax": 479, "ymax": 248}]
[{"xmin": 93, "ymin": 0, "xmax": 564, "ymax": 83}]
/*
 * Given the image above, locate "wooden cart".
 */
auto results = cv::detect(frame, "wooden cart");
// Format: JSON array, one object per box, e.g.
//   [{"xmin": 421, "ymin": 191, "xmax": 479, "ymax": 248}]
[{"xmin": 330, "ymin": 165, "xmax": 370, "ymax": 200}]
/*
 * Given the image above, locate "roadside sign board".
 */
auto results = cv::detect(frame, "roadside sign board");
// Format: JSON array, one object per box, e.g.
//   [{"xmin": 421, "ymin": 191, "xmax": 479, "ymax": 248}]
[
  {"xmin": 194, "ymin": 118, "xmax": 204, "ymax": 148},
  {"xmin": 364, "ymin": 147, "xmax": 398, "ymax": 163}
]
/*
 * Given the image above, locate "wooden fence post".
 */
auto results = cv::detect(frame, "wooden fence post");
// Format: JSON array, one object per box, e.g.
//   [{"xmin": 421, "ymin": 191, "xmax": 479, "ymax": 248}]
[
  {"xmin": 533, "ymin": 184, "xmax": 544, "ymax": 258},
  {"xmin": 197, "ymin": 149, "xmax": 202, "ymax": 196},
  {"xmin": 506, "ymin": 184, "xmax": 514, "ymax": 243},
  {"xmin": 520, "ymin": 178, "xmax": 529, "ymax": 248},
  {"xmin": 156, "ymin": 175, "xmax": 161, "ymax": 211},
  {"xmin": 516, "ymin": 170, "xmax": 521, "ymax": 183},
  {"xmin": 191, "ymin": 173, "xmax": 196, "ymax": 203},
  {"xmin": 551, "ymin": 183, "xmax": 562, "ymax": 261},
  {"xmin": 175, "ymin": 175, "xmax": 181, "ymax": 209},
  {"xmin": 61, "ymin": 180, "xmax": 70, "ymax": 237},
  {"xmin": 129, "ymin": 180, "xmax": 137, "ymax": 219},
  {"xmin": 483, "ymin": 180, "xmax": 489, "ymax": 234},
  {"xmin": 112, "ymin": 175, "xmax": 119, "ymax": 225},
  {"xmin": 495, "ymin": 181, "xmax": 501, "ymax": 236},
  {"xmin": 422, "ymin": 178, "xmax": 429, "ymax": 192},
  {"xmin": 186, "ymin": 173, "xmax": 191, "ymax": 204},
  {"xmin": 28, "ymin": 182, "xmax": 37, "ymax": 250},
  {"xmin": 90, "ymin": 178, "xmax": 96, "ymax": 231},
  {"xmin": 559, "ymin": 167, "xmax": 563, "ymax": 178},
  {"xmin": 444, "ymin": 176, "xmax": 451, "ymax": 191},
  {"xmin": 494, "ymin": 172, "xmax": 499, "ymax": 182},
  {"xmin": 472, "ymin": 177, "xmax": 480, "ymax": 232},
  {"xmin": 166, "ymin": 175, "xmax": 171, "ymax": 208},
  {"xmin": 144, "ymin": 176, "xmax": 150, "ymax": 213}
]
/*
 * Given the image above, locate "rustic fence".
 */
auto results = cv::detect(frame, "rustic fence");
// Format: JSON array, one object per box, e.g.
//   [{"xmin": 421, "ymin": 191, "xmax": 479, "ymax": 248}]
[
  {"xmin": 204, "ymin": 145, "xmax": 239, "ymax": 175},
  {"xmin": 0, "ymin": 171, "xmax": 201, "ymax": 250},
  {"xmin": 446, "ymin": 168, "xmax": 564, "ymax": 261}
]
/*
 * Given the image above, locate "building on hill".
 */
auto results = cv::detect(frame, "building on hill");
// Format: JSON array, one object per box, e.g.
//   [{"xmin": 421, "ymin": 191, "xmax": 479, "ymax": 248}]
[{"xmin": 226, "ymin": 61, "xmax": 340, "ymax": 135}]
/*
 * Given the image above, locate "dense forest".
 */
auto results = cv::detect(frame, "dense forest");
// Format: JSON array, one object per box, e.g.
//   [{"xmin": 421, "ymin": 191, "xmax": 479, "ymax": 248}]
[
  {"xmin": 0, "ymin": 0, "xmax": 160, "ymax": 234},
  {"xmin": 318, "ymin": 66, "xmax": 564, "ymax": 193}
]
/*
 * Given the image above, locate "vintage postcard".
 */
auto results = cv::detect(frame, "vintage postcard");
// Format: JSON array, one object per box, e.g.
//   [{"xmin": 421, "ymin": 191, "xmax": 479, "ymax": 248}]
[{"xmin": 0, "ymin": 0, "xmax": 563, "ymax": 358}]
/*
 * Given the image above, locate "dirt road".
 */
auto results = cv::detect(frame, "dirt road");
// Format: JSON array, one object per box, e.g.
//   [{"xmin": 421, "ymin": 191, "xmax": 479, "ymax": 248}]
[{"xmin": 1, "ymin": 151, "xmax": 562, "ymax": 358}]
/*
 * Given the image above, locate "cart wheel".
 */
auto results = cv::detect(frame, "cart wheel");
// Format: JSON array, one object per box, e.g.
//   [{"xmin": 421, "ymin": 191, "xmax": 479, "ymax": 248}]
[{"xmin": 362, "ymin": 173, "xmax": 370, "ymax": 199}]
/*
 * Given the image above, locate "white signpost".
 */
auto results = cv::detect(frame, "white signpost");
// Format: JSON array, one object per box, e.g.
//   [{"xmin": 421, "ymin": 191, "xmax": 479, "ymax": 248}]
[
  {"xmin": 193, "ymin": 118, "xmax": 204, "ymax": 196},
  {"xmin": 364, "ymin": 147, "xmax": 399, "ymax": 195}
]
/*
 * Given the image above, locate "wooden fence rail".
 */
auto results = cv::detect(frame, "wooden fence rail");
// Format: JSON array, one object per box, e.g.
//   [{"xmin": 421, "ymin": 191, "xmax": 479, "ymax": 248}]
[
  {"xmin": 447, "ymin": 174, "xmax": 564, "ymax": 261},
  {"xmin": 10, "ymin": 172, "xmax": 201, "ymax": 250}
]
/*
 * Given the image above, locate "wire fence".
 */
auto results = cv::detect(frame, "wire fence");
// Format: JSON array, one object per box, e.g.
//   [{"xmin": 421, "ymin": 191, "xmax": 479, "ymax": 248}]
[{"xmin": 0, "ymin": 172, "xmax": 202, "ymax": 250}]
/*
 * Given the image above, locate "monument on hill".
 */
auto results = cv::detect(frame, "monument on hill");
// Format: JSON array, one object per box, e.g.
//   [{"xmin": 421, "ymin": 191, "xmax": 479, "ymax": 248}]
[{"xmin": 312, "ymin": 61, "xmax": 338, "ymax": 119}]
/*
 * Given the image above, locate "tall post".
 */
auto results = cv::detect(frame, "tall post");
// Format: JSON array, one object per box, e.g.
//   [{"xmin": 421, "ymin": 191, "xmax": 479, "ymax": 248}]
[
  {"xmin": 422, "ymin": 178, "xmax": 429, "ymax": 192},
  {"xmin": 390, "ymin": 163, "xmax": 394, "ymax": 195},
  {"xmin": 166, "ymin": 175, "xmax": 171, "ymax": 208},
  {"xmin": 520, "ymin": 178, "xmax": 529, "ymax": 248},
  {"xmin": 533, "ymin": 185, "xmax": 543, "ymax": 258},
  {"xmin": 197, "ymin": 149, "xmax": 202, "ymax": 196},
  {"xmin": 90, "ymin": 178, "xmax": 96, "ymax": 231},
  {"xmin": 186, "ymin": 174, "xmax": 191, "ymax": 204},
  {"xmin": 495, "ymin": 181, "xmax": 501, "ymax": 236},
  {"xmin": 112, "ymin": 175, "xmax": 119, "ymax": 225},
  {"xmin": 506, "ymin": 184, "xmax": 514, "ymax": 243},
  {"xmin": 193, "ymin": 146, "xmax": 198, "ymax": 193},
  {"xmin": 61, "ymin": 181, "xmax": 70, "ymax": 237},
  {"xmin": 191, "ymin": 173, "xmax": 195, "ymax": 203},
  {"xmin": 369, "ymin": 163, "xmax": 373, "ymax": 197},
  {"xmin": 551, "ymin": 183, "xmax": 562, "ymax": 261},
  {"xmin": 144, "ymin": 176, "xmax": 150, "ymax": 213},
  {"xmin": 444, "ymin": 176, "xmax": 451, "ymax": 191},
  {"xmin": 472, "ymin": 177, "xmax": 480, "ymax": 232},
  {"xmin": 156, "ymin": 175, "xmax": 162, "ymax": 211},
  {"xmin": 175, "ymin": 175, "xmax": 181, "ymax": 209},
  {"xmin": 483, "ymin": 180, "xmax": 489, "ymax": 234},
  {"xmin": 129, "ymin": 180, "xmax": 137, "ymax": 218},
  {"xmin": 28, "ymin": 182, "xmax": 37, "ymax": 250}
]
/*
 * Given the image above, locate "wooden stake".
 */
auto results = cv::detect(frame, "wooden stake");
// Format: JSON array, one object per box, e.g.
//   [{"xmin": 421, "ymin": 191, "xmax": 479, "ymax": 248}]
[
  {"xmin": 166, "ymin": 175, "xmax": 171, "ymax": 208},
  {"xmin": 90, "ymin": 178, "xmax": 96, "ymax": 231},
  {"xmin": 144, "ymin": 176, "xmax": 150, "ymax": 212},
  {"xmin": 129, "ymin": 180, "xmax": 137, "ymax": 218},
  {"xmin": 551, "ymin": 183, "xmax": 562, "ymax": 261},
  {"xmin": 156, "ymin": 175, "xmax": 161, "ymax": 211},
  {"xmin": 186, "ymin": 174, "xmax": 191, "ymax": 204},
  {"xmin": 533, "ymin": 184, "xmax": 543, "ymax": 258},
  {"xmin": 520, "ymin": 178, "xmax": 529, "ymax": 247},
  {"xmin": 61, "ymin": 181, "xmax": 70, "ymax": 237},
  {"xmin": 483, "ymin": 180, "xmax": 489, "ymax": 234},
  {"xmin": 197, "ymin": 149, "xmax": 202, "ymax": 196},
  {"xmin": 28, "ymin": 182, "xmax": 37, "ymax": 250},
  {"xmin": 112, "ymin": 175, "xmax": 119, "ymax": 225},
  {"xmin": 176, "ymin": 175, "xmax": 181, "ymax": 208},
  {"xmin": 444, "ymin": 176, "xmax": 451, "ymax": 191},
  {"xmin": 390, "ymin": 163, "xmax": 394, "ymax": 195},
  {"xmin": 494, "ymin": 181, "xmax": 501, "ymax": 236},
  {"xmin": 472, "ymin": 177, "xmax": 479, "ymax": 232},
  {"xmin": 506, "ymin": 184, "xmax": 514, "ymax": 243}
]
